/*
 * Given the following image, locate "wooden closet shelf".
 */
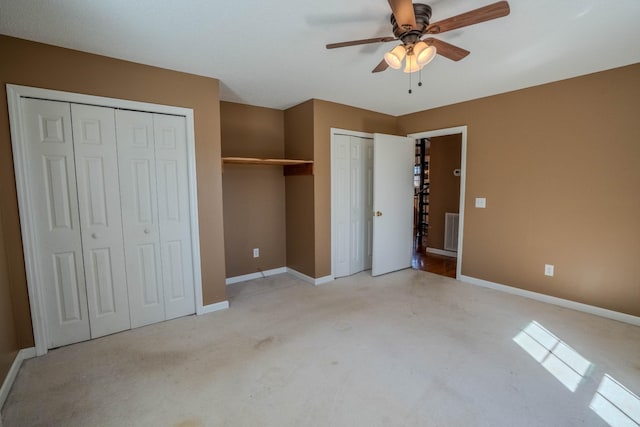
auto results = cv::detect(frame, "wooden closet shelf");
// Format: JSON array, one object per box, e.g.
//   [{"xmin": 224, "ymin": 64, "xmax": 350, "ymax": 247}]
[{"xmin": 221, "ymin": 157, "xmax": 314, "ymax": 175}]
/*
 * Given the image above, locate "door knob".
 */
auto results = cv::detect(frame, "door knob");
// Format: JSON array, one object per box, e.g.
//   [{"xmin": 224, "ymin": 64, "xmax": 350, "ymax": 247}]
[
  {"xmin": 91, "ymin": 233, "xmax": 98, "ymax": 239},
  {"xmin": 144, "ymin": 228, "xmax": 151, "ymax": 234},
  {"xmin": 375, "ymin": 211, "xmax": 383, "ymax": 217}
]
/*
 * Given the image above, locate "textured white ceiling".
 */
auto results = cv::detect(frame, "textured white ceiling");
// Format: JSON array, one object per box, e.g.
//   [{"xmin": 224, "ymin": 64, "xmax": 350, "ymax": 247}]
[{"xmin": 1, "ymin": 0, "xmax": 639, "ymax": 116}]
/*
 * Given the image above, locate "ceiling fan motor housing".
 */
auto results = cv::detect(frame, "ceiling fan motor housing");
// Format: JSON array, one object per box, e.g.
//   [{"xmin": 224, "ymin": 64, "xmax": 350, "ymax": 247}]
[{"xmin": 391, "ymin": 3, "xmax": 432, "ymax": 44}]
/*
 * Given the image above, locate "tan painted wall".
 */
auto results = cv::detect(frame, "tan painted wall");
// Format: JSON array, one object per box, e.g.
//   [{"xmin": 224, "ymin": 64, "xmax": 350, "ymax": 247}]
[
  {"xmin": 221, "ymin": 102, "xmax": 286, "ymax": 277},
  {"xmin": 284, "ymin": 101, "xmax": 315, "ymax": 276},
  {"xmin": 398, "ymin": 64, "xmax": 640, "ymax": 316},
  {"xmin": 0, "ymin": 35, "xmax": 227, "ymax": 353},
  {"xmin": 0, "ymin": 212, "xmax": 18, "ymax": 383},
  {"xmin": 428, "ymin": 135, "xmax": 462, "ymax": 250},
  {"xmin": 313, "ymin": 99, "xmax": 398, "ymax": 277}
]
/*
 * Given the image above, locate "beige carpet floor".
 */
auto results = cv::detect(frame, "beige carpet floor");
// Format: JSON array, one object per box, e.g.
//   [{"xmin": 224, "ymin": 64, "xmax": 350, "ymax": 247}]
[{"xmin": 2, "ymin": 269, "xmax": 639, "ymax": 426}]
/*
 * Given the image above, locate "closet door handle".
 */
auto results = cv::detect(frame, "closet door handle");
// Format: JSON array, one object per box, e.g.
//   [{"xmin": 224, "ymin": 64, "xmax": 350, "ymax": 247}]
[
  {"xmin": 144, "ymin": 228, "xmax": 151, "ymax": 234},
  {"xmin": 91, "ymin": 233, "xmax": 99, "ymax": 239}
]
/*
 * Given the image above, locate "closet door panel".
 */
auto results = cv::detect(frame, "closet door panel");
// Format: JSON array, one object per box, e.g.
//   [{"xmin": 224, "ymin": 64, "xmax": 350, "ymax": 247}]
[
  {"xmin": 23, "ymin": 99, "xmax": 90, "ymax": 348},
  {"xmin": 331, "ymin": 134, "xmax": 351, "ymax": 278},
  {"xmin": 116, "ymin": 110, "xmax": 165, "ymax": 327},
  {"xmin": 349, "ymin": 137, "xmax": 365, "ymax": 274},
  {"xmin": 364, "ymin": 139, "xmax": 374, "ymax": 270},
  {"xmin": 72, "ymin": 104, "xmax": 131, "ymax": 338},
  {"xmin": 153, "ymin": 114, "xmax": 195, "ymax": 319}
]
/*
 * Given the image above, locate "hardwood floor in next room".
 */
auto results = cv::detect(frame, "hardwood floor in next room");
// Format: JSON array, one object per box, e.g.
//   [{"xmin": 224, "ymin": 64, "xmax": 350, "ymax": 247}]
[{"xmin": 412, "ymin": 238, "xmax": 457, "ymax": 278}]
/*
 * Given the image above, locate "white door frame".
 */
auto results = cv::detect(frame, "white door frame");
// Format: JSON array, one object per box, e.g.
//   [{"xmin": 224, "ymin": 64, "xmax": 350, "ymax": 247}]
[
  {"xmin": 330, "ymin": 128, "xmax": 374, "ymax": 279},
  {"xmin": 7, "ymin": 84, "xmax": 204, "ymax": 356},
  {"xmin": 407, "ymin": 126, "xmax": 467, "ymax": 280}
]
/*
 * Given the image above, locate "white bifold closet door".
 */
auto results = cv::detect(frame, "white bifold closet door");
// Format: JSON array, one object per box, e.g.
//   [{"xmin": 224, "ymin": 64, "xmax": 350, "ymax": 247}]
[
  {"xmin": 153, "ymin": 114, "xmax": 196, "ymax": 320},
  {"xmin": 71, "ymin": 104, "xmax": 131, "ymax": 338},
  {"xmin": 22, "ymin": 100, "xmax": 132, "ymax": 347},
  {"xmin": 332, "ymin": 134, "xmax": 373, "ymax": 278},
  {"xmin": 23, "ymin": 99, "xmax": 91, "ymax": 347},
  {"xmin": 116, "ymin": 110, "xmax": 195, "ymax": 328},
  {"xmin": 21, "ymin": 98, "xmax": 195, "ymax": 349}
]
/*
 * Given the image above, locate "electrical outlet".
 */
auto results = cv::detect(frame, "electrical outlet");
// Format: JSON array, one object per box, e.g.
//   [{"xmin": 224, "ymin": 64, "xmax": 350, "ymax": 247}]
[
  {"xmin": 544, "ymin": 264, "xmax": 554, "ymax": 277},
  {"xmin": 253, "ymin": 248, "xmax": 259, "ymax": 258}
]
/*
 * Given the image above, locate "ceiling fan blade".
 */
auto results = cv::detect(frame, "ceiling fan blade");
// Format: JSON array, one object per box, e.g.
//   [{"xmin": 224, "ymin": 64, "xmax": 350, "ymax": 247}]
[
  {"xmin": 372, "ymin": 59, "xmax": 389, "ymax": 73},
  {"xmin": 426, "ymin": 1, "xmax": 510, "ymax": 34},
  {"xmin": 387, "ymin": 0, "xmax": 417, "ymax": 30},
  {"xmin": 326, "ymin": 36, "xmax": 397, "ymax": 49},
  {"xmin": 425, "ymin": 38, "xmax": 470, "ymax": 61}
]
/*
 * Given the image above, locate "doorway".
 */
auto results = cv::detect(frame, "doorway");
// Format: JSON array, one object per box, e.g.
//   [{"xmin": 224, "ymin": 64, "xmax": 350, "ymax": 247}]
[
  {"xmin": 408, "ymin": 127, "xmax": 467, "ymax": 280},
  {"xmin": 330, "ymin": 127, "xmax": 464, "ymax": 280}
]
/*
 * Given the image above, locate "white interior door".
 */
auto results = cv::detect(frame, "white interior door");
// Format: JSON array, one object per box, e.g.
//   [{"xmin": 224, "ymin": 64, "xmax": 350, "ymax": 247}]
[
  {"xmin": 116, "ymin": 110, "xmax": 165, "ymax": 328},
  {"xmin": 22, "ymin": 98, "xmax": 91, "ymax": 347},
  {"xmin": 332, "ymin": 134, "xmax": 374, "ymax": 278},
  {"xmin": 71, "ymin": 104, "xmax": 131, "ymax": 338},
  {"xmin": 153, "ymin": 114, "xmax": 196, "ymax": 319},
  {"xmin": 371, "ymin": 133, "xmax": 415, "ymax": 276}
]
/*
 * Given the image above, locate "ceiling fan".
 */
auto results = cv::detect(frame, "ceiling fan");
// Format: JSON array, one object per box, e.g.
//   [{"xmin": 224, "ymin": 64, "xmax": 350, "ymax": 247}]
[{"xmin": 326, "ymin": 0, "xmax": 510, "ymax": 74}]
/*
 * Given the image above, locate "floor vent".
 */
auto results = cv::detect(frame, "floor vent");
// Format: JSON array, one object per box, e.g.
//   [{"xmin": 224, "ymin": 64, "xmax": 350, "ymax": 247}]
[{"xmin": 444, "ymin": 213, "xmax": 459, "ymax": 252}]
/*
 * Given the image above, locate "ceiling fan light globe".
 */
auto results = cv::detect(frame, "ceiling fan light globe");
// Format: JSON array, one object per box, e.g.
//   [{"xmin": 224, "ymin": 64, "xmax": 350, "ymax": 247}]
[
  {"xmin": 403, "ymin": 54, "xmax": 421, "ymax": 73},
  {"xmin": 383, "ymin": 45, "xmax": 406, "ymax": 70},
  {"xmin": 416, "ymin": 44, "xmax": 437, "ymax": 66}
]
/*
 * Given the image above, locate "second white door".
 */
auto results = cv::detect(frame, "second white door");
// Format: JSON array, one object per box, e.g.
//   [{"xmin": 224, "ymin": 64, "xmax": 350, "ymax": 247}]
[{"xmin": 371, "ymin": 133, "xmax": 415, "ymax": 276}]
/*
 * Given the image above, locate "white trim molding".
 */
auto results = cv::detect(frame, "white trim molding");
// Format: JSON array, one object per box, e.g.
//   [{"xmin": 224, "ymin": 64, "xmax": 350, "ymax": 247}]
[
  {"xmin": 287, "ymin": 268, "xmax": 334, "ymax": 286},
  {"xmin": 1, "ymin": 347, "xmax": 36, "ymax": 410},
  {"xmin": 460, "ymin": 275, "xmax": 640, "ymax": 326},
  {"xmin": 7, "ymin": 84, "xmax": 204, "ymax": 355},
  {"xmin": 426, "ymin": 248, "xmax": 458, "ymax": 258},
  {"xmin": 198, "ymin": 300, "xmax": 230, "ymax": 315},
  {"xmin": 226, "ymin": 267, "xmax": 288, "ymax": 285},
  {"xmin": 408, "ymin": 126, "xmax": 468, "ymax": 281}
]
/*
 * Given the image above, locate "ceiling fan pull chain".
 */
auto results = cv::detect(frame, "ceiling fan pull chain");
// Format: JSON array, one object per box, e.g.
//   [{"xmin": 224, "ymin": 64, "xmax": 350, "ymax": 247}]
[
  {"xmin": 418, "ymin": 67, "xmax": 423, "ymax": 87},
  {"xmin": 408, "ymin": 67, "xmax": 412, "ymax": 94}
]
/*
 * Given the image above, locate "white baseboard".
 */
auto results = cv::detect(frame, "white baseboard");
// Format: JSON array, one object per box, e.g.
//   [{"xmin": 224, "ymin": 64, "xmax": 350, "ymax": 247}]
[
  {"xmin": 197, "ymin": 300, "xmax": 229, "ymax": 315},
  {"xmin": 225, "ymin": 267, "xmax": 287, "ymax": 285},
  {"xmin": 313, "ymin": 275, "xmax": 335, "ymax": 285},
  {"xmin": 426, "ymin": 247, "xmax": 457, "ymax": 258},
  {"xmin": 225, "ymin": 266, "xmax": 333, "ymax": 287},
  {"xmin": 460, "ymin": 275, "xmax": 640, "ymax": 326},
  {"xmin": 286, "ymin": 268, "xmax": 334, "ymax": 286},
  {"xmin": 1, "ymin": 347, "xmax": 36, "ymax": 410}
]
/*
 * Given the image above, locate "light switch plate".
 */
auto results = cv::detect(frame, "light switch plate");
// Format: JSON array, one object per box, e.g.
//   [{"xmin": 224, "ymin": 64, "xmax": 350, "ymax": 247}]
[
  {"xmin": 544, "ymin": 264, "xmax": 554, "ymax": 277},
  {"xmin": 475, "ymin": 197, "xmax": 486, "ymax": 208}
]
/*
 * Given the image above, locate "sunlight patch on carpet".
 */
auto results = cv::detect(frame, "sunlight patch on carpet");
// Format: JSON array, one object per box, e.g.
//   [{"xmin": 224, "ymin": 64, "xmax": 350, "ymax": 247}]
[{"xmin": 513, "ymin": 321, "xmax": 592, "ymax": 392}]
